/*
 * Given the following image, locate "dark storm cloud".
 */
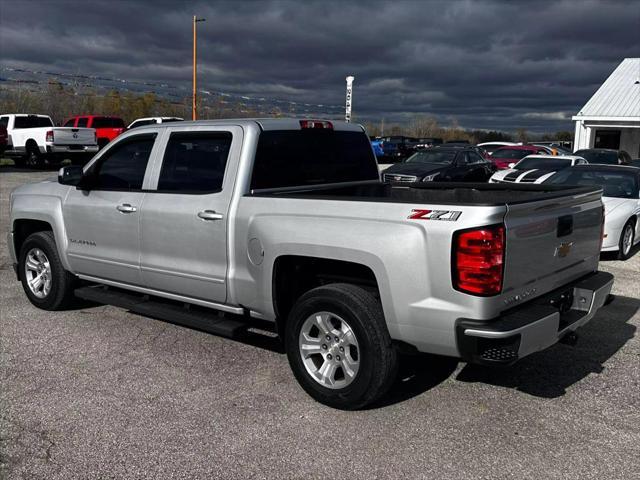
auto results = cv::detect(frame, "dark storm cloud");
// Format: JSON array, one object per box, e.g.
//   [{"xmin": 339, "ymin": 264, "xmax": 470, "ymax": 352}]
[{"xmin": 1, "ymin": 0, "xmax": 638, "ymax": 131}]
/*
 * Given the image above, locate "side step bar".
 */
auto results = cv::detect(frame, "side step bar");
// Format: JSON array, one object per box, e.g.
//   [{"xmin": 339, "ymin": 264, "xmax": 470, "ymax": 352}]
[{"xmin": 75, "ymin": 285, "xmax": 248, "ymax": 339}]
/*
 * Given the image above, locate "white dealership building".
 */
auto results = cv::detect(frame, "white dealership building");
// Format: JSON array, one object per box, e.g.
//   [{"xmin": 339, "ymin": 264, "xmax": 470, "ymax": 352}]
[{"xmin": 572, "ymin": 58, "xmax": 640, "ymax": 157}]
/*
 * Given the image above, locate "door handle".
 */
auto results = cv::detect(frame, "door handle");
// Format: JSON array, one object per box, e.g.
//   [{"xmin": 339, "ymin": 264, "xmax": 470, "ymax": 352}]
[
  {"xmin": 116, "ymin": 203, "xmax": 137, "ymax": 213},
  {"xmin": 197, "ymin": 210, "xmax": 224, "ymax": 221}
]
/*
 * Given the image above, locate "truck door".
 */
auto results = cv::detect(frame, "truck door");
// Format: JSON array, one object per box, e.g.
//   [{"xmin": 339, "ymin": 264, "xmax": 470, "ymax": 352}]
[
  {"xmin": 138, "ymin": 126, "xmax": 243, "ymax": 303},
  {"xmin": 63, "ymin": 132, "xmax": 159, "ymax": 285}
]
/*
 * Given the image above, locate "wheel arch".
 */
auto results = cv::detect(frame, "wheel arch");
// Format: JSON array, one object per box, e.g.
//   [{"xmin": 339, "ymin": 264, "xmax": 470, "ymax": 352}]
[
  {"xmin": 11, "ymin": 196, "xmax": 72, "ymax": 273},
  {"xmin": 271, "ymin": 254, "xmax": 384, "ymax": 339}
]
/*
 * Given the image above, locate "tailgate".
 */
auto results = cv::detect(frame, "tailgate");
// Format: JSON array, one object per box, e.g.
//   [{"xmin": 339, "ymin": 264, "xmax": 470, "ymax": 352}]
[
  {"xmin": 503, "ymin": 188, "xmax": 603, "ymax": 295},
  {"xmin": 52, "ymin": 127, "xmax": 96, "ymax": 145}
]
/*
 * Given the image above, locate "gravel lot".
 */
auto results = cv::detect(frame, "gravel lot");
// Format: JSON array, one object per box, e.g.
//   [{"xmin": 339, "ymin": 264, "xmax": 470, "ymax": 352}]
[{"xmin": 1, "ymin": 168, "xmax": 639, "ymax": 480}]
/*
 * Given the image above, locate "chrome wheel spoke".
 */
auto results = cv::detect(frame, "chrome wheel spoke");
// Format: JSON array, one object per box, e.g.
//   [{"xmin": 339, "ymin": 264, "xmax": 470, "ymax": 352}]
[
  {"xmin": 25, "ymin": 257, "xmax": 39, "ymax": 272},
  {"xmin": 29, "ymin": 274, "xmax": 44, "ymax": 291},
  {"xmin": 341, "ymin": 355, "xmax": 359, "ymax": 380},
  {"xmin": 318, "ymin": 360, "xmax": 338, "ymax": 386},
  {"xmin": 314, "ymin": 313, "xmax": 334, "ymax": 335},
  {"xmin": 300, "ymin": 333, "xmax": 323, "ymax": 357}
]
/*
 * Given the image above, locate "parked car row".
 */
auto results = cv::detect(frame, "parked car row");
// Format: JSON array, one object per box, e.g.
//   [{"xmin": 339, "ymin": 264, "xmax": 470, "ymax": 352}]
[
  {"xmin": 1, "ymin": 112, "xmax": 183, "ymax": 167},
  {"xmin": 382, "ymin": 143, "xmax": 639, "ymax": 260}
]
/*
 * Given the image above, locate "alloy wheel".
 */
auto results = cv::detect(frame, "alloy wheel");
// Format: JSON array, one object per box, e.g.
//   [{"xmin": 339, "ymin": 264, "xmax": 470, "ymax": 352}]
[
  {"xmin": 24, "ymin": 248, "xmax": 52, "ymax": 298},
  {"xmin": 298, "ymin": 311, "xmax": 360, "ymax": 389}
]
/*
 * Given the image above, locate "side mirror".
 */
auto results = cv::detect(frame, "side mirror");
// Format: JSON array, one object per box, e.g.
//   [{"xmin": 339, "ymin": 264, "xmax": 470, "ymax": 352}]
[
  {"xmin": 508, "ymin": 163, "xmax": 515, "ymax": 169},
  {"xmin": 58, "ymin": 166, "xmax": 83, "ymax": 186}
]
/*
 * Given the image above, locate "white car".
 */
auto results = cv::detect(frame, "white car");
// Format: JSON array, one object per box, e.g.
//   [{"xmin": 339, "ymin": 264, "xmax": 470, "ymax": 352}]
[
  {"xmin": 546, "ymin": 165, "xmax": 640, "ymax": 259},
  {"xmin": 489, "ymin": 155, "xmax": 587, "ymax": 184},
  {"xmin": 127, "ymin": 117, "xmax": 183, "ymax": 129}
]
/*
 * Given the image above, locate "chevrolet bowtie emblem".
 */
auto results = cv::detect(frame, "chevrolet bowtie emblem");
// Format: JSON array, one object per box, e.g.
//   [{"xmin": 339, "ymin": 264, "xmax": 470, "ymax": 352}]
[{"xmin": 555, "ymin": 242, "xmax": 573, "ymax": 258}]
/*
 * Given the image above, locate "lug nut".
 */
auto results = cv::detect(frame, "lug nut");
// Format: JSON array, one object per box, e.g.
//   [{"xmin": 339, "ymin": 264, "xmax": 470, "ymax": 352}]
[
  {"xmin": 336, "ymin": 355, "xmax": 341, "ymax": 361},
  {"xmin": 322, "ymin": 344, "xmax": 327, "ymax": 350},
  {"xmin": 326, "ymin": 335, "xmax": 331, "ymax": 341},
  {"xmin": 327, "ymin": 354, "xmax": 333, "ymax": 360},
  {"xmin": 339, "ymin": 347, "xmax": 344, "ymax": 352}
]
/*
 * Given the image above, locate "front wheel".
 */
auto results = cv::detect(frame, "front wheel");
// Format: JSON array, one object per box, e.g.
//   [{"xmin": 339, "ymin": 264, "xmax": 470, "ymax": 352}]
[
  {"xmin": 618, "ymin": 221, "xmax": 636, "ymax": 260},
  {"xmin": 19, "ymin": 231, "xmax": 76, "ymax": 310},
  {"xmin": 285, "ymin": 283, "xmax": 398, "ymax": 410}
]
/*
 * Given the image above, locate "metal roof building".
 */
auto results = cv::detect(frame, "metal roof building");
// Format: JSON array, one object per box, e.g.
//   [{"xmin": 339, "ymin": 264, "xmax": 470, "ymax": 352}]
[{"xmin": 573, "ymin": 58, "xmax": 640, "ymax": 157}]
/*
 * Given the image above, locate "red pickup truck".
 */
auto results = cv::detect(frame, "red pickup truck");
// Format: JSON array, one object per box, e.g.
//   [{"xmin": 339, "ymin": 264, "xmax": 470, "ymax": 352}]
[{"xmin": 63, "ymin": 115, "xmax": 125, "ymax": 149}]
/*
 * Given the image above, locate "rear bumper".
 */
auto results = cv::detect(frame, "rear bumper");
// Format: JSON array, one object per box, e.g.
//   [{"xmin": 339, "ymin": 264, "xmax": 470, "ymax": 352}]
[
  {"xmin": 456, "ymin": 271, "xmax": 614, "ymax": 365},
  {"xmin": 46, "ymin": 145, "xmax": 99, "ymax": 154}
]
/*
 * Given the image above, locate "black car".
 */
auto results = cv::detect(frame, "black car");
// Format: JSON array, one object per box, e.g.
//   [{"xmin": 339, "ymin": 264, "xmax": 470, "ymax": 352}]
[
  {"xmin": 382, "ymin": 147, "xmax": 496, "ymax": 183},
  {"xmin": 573, "ymin": 148, "xmax": 632, "ymax": 165}
]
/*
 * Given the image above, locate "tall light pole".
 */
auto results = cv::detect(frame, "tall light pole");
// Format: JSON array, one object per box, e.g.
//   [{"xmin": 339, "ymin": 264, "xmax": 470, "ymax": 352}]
[
  {"xmin": 345, "ymin": 75, "xmax": 354, "ymax": 123},
  {"xmin": 192, "ymin": 15, "xmax": 206, "ymax": 121}
]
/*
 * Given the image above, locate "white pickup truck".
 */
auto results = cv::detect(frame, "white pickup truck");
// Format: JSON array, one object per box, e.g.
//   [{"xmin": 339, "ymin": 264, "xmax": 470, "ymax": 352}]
[
  {"xmin": 0, "ymin": 114, "xmax": 98, "ymax": 167},
  {"xmin": 8, "ymin": 118, "xmax": 614, "ymax": 409}
]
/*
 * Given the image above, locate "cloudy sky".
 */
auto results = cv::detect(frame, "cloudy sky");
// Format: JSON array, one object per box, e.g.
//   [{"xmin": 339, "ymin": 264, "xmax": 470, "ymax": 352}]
[{"xmin": 1, "ymin": 0, "xmax": 638, "ymax": 132}]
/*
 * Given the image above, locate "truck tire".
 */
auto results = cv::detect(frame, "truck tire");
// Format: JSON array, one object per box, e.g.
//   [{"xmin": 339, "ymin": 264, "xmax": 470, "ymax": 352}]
[
  {"xmin": 19, "ymin": 231, "xmax": 76, "ymax": 310},
  {"xmin": 618, "ymin": 220, "xmax": 636, "ymax": 260},
  {"xmin": 25, "ymin": 144, "xmax": 44, "ymax": 169},
  {"xmin": 285, "ymin": 283, "xmax": 398, "ymax": 410}
]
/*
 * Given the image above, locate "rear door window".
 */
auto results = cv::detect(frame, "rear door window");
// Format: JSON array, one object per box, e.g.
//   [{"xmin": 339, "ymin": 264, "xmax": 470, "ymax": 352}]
[
  {"xmin": 63, "ymin": 118, "xmax": 76, "ymax": 127},
  {"xmin": 77, "ymin": 118, "xmax": 89, "ymax": 128},
  {"xmin": 157, "ymin": 132, "xmax": 232, "ymax": 193}
]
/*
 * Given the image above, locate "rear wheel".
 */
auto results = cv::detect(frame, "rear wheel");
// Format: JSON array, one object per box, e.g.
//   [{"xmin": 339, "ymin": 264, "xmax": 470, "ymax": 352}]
[
  {"xmin": 25, "ymin": 144, "xmax": 43, "ymax": 168},
  {"xmin": 285, "ymin": 283, "xmax": 398, "ymax": 410},
  {"xmin": 618, "ymin": 220, "xmax": 636, "ymax": 260},
  {"xmin": 19, "ymin": 231, "xmax": 76, "ymax": 310}
]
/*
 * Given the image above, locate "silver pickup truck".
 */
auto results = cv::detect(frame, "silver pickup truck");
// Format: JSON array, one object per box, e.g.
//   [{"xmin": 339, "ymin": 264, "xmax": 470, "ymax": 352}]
[{"xmin": 8, "ymin": 118, "xmax": 614, "ymax": 409}]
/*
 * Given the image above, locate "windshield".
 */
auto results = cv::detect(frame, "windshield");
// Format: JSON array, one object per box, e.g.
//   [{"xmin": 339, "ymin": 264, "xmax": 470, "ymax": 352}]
[
  {"xmin": 574, "ymin": 150, "xmax": 618, "ymax": 165},
  {"xmin": 515, "ymin": 158, "xmax": 573, "ymax": 170},
  {"xmin": 491, "ymin": 148, "xmax": 530, "ymax": 159},
  {"xmin": 546, "ymin": 169, "xmax": 639, "ymax": 199},
  {"xmin": 405, "ymin": 150, "xmax": 457, "ymax": 164}
]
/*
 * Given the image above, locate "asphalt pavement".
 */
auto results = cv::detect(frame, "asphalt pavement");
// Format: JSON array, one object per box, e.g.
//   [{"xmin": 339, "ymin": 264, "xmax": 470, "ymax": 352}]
[{"xmin": 1, "ymin": 168, "xmax": 639, "ymax": 479}]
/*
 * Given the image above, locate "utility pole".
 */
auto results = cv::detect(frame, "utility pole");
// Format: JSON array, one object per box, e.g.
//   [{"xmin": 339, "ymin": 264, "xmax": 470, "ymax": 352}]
[
  {"xmin": 345, "ymin": 76, "xmax": 354, "ymax": 123},
  {"xmin": 192, "ymin": 15, "xmax": 206, "ymax": 121}
]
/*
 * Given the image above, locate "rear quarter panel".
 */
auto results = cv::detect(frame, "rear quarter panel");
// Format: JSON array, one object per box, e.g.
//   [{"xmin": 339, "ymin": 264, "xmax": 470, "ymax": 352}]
[{"xmin": 233, "ymin": 196, "xmax": 506, "ymax": 356}]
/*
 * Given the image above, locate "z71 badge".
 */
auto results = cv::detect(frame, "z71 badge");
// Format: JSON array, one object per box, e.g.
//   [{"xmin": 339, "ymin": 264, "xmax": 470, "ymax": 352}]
[{"xmin": 408, "ymin": 209, "xmax": 462, "ymax": 221}]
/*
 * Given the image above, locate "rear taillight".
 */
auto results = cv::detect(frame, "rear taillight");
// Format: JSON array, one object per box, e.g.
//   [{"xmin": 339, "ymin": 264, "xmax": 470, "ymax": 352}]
[
  {"xmin": 299, "ymin": 120, "xmax": 333, "ymax": 129},
  {"xmin": 45, "ymin": 130, "xmax": 54, "ymax": 142},
  {"xmin": 453, "ymin": 224, "xmax": 505, "ymax": 296}
]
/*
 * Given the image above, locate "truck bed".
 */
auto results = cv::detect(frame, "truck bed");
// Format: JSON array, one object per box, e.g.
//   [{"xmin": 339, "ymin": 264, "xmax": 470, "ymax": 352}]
[{"xmin": 249, "ymin": 181, "xmax": 602, "ymax": 206}]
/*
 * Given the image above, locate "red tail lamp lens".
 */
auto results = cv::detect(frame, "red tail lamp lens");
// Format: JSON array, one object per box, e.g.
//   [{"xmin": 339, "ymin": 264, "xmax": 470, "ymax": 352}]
[{"xmin": 453, "ymin": 225, "xmax": 505, "ymax": 296}]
